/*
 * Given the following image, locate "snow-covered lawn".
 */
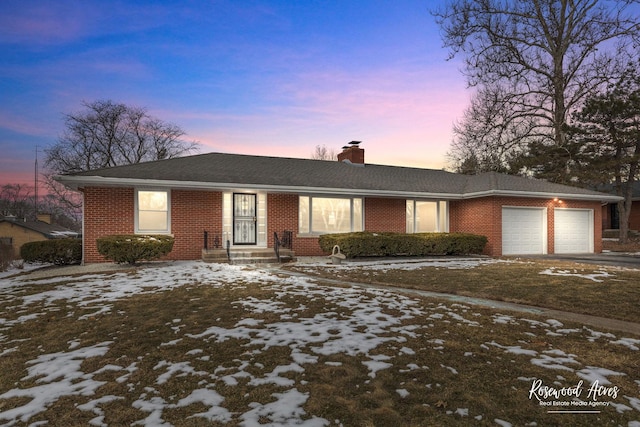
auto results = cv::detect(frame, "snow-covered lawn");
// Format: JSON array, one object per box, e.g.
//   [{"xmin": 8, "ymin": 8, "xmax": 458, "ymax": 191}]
[{"xmin": 0, "ymin": 260, "xmax": 638, "ymax": 426}]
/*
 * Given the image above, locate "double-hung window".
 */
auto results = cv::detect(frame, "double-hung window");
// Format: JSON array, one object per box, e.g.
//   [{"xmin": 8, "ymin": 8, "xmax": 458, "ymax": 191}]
[
  {"xmin": 136, "ymin": 190, "xmax": 170, "ymax": 233},
  {"xmin": 299, "ymin": 196, "xmax": 363, "ymax": 234}
]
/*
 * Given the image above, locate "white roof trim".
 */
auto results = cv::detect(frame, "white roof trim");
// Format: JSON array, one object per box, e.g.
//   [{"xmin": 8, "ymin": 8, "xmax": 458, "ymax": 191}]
[{"xmin": 462, "ymin": 189, "xmax": 622, "ymax": 202}]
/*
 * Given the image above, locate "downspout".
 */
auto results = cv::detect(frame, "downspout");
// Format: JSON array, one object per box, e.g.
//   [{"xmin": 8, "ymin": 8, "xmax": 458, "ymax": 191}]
[{"xmin": 81, "ymin": 189, "xmax": 86, "ymax": 265}]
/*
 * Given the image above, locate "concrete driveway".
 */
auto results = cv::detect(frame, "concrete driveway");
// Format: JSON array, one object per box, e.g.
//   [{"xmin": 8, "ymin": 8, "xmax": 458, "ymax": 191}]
[{"xmin": 527, "ymin": 252, "xmax": 640, "ymax": 268}]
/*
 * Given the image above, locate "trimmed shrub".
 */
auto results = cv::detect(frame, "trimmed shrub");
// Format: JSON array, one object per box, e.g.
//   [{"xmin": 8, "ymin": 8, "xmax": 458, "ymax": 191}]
[
  {"xmin": 96, "ymin": 234, "xmax": 174, "ymax": 265},
  {"xmin": 20, "ymin": 239, "xmax": 82, "ymax": 265},
  {"xmin": 318, "ymin": 232, "xmax": 487, "ymax": 258}
]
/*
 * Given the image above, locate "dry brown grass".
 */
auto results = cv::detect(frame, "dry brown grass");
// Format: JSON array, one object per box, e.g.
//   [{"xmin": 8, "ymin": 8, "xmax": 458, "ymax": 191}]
[
  {"xmin": 286, "ymin": 259, "xmax": 640, "ymax": 323},
  {"xmin": 0, "ymin": 264, "xmax": 638, "ymax": 426}
]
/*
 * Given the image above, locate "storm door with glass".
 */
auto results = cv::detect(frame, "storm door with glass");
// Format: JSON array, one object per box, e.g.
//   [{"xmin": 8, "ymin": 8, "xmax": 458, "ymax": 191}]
[{"xmin": 233, "ymin": 193, "xmax": 257, "ymax": 245}]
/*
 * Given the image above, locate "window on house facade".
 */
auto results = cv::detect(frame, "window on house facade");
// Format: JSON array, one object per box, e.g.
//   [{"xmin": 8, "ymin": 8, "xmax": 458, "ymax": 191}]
[
  {"xmin": 406, "ymin": 200, "xmax": 448, "ymax": 233},
  {"xmin": 299, "ymin": 196, "xmax": 363, "ymax": 234},
  {"xmin": 0, "ymin": 237, "xmax": 12, "ymax": 245},
  {"xmin": 136, "ymin": 190, "xmax": 170, "ymax": 233}
]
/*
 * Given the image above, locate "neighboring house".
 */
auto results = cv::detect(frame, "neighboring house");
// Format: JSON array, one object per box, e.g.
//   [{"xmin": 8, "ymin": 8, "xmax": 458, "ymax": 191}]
[
  {"xmin": 0, "ymin": 214, "xmax": 79, "ymax": 258},
  {"xmin": 55, "ymin": 144, "xmax": 621, "ymax": 263},
  {"xmin": 600, "ymin": 182, "xmax": 640, "ymax": 232}
]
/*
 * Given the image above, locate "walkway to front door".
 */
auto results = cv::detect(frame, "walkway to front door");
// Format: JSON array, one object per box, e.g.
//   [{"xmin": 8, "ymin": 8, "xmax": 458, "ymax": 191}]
[{"xmin": 233, "ymin": 193, "xmax": 257, "ymax": 245}]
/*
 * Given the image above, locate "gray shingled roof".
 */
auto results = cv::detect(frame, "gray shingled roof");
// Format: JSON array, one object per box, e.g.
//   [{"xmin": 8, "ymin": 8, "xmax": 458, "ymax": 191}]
[
  {"xmin": 594, "ymin": 182, "xmax": 640, "ymax": 200},
  {"xmin": 56, "ymin": 152, "xmax": 620, "ymax": 201}
]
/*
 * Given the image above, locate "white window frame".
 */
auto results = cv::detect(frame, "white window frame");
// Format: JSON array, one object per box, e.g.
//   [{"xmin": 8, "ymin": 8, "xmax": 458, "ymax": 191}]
[
  {"xmin": 135, "ymin": 189, "xmax": 171, "ymax": 234},
  {"xmin": 406, "ymin": 200, "xmax": 449, "ymax": 233},
  {"xmin": 299, "ymin": 196, "xmax": 363, "ymax": 235}
]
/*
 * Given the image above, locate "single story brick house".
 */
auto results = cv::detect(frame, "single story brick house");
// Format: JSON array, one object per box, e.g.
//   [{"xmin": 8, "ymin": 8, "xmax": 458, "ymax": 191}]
[{"xmin": 55, "ymin": 144, "xmax": 621, "ymax": 263}]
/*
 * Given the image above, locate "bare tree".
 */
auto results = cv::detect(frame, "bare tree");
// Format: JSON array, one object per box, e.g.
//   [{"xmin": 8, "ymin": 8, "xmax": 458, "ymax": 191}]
[
  {"xmin": 0, "ymin": 182, "xmax": 81, "ymax": 229},
  {"xmin": 311, "ymin": 144, "xmax": 337, "ymax": 161},
  {"xmin": 447, "ymin": 85, "xmax": 540, "ymax": 174},
  {"xmin": 0, "ymin": 184, "xmax": 33, "ymax": 219},
  {"xmin": 46, "ymin": 100, "xmax": 200, "ymax": 174},
  {"xmin": 41, "ymin": 174, "xmax": 83, "ymax": 222},
  {"xmin": 435, "ymin": 0, "xmax": 640, "ymax": 179}
]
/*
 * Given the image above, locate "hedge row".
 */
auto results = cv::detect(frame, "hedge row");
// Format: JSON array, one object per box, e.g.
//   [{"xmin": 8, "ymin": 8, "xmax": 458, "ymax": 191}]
[
  {"xmin": 96, "ymin": 234, "xmax": 174, "ymax": 265},
  {"xmin": 318, "ymin": 232, "xmax": 487, "ymax": 258},
  {"xmin": 20, "ymin": 239, "xmax": 82, "ymax": 265}
]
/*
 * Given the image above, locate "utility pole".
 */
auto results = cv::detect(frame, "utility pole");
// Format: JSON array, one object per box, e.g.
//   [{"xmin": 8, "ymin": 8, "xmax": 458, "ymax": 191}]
[{"xmin": 34, "ymin": 145, "xmax": 39, "ymax": 217}]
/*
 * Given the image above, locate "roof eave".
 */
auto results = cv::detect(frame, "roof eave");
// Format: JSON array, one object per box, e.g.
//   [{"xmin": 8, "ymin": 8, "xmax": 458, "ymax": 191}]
[
  {"xmin": 54, "ymin": 175, "xmax": 462, "ymax": 199},
  {"xmin": 462, "ymin": 189, "xmax": 622, "ymax": 203},
  {"xmin": 56, "ymin": 175, "xmax": 621, "ymax": 202}
]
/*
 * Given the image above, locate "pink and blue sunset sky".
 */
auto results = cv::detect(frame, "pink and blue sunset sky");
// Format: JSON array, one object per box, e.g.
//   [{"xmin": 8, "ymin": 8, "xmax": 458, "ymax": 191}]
[{"xmin": 0, "ymin": 0, "xmax": 470, "ymax": 188}]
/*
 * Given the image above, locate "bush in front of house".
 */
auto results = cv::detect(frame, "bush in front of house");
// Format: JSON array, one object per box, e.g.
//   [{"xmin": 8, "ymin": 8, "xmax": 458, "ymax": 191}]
[
  {"xmin": 318, "ymin": 232, "xmax": 488, "ymax": 258},
  {"xmin": 20, "ymin": 239, "xmax": 82, "ymax": 265},
  {"xmin": 96, "ymin": 234, "xmax": 174, "ymax": 265}
]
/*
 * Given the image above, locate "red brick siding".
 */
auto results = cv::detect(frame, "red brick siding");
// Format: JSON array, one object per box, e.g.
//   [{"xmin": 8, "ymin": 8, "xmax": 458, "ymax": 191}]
[
  {"xmin": 450, "ymin": 197, "xmax": 602, "ymax": 256},
  {"xmin": 337, "ymin": 147, "xmax": 365, "ymax": 164},
  {"xmin": 83, "ymin": 187, "xmax": 135, "ymax": 263},
  {"xmin": 170, "ymin": 190, "xmax": 221, "ymax": 260},
  {"xmin": 267, "ymin": 193, "xmax": 326, "ymax": 256},
  {"xmin": 83, "ymin": 188, "xmax": 603, "ymax": 261},
  {"xmin": 83, "ymin": 187, "xmax": 222, "ymax": 263},
  {"xmin": 365, "ymin": 198, "xmax": 406, "ymax": 232},
  {"xmin": 267, "ymin": 193, "xmax": 297, "ymax": 246},
  {"xmin": 449, "ymin": 197, "xmax": 502, "ymax": 256}
]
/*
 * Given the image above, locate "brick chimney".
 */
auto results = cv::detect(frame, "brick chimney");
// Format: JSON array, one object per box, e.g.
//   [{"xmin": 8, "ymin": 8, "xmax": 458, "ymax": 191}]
[
  {"xmin": 37, "ymin": 213, "xmax": 52, "ymax": 224},
  {"xmin": 337, "ymin": 141, "xmax": 364, "ymax": 164}
]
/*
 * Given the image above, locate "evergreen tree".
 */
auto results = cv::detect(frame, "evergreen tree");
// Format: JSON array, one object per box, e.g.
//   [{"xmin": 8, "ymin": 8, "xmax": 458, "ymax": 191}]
[{"xmin": 571, "ymin": 63, "xmax": 640, "ymax": 242}]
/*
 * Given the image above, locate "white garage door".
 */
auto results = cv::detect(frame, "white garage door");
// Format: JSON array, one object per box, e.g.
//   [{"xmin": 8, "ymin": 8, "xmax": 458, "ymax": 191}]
[
  {"xmin": 502, "ymin": 207, "xmax": 546, "ymax": 255},
  {"xmin": 554, "ymin": 209, "xmax": 593, "ymax": 254}
]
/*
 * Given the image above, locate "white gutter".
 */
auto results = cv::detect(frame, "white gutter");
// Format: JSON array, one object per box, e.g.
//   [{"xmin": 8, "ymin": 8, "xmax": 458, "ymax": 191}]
[
  {"xmin": 460, "ymin": 189, "xmax": 623, "ymax": 202},
  {"xmin": 55, "ymin": 175, "xmax": 623, "ymax": 203}
]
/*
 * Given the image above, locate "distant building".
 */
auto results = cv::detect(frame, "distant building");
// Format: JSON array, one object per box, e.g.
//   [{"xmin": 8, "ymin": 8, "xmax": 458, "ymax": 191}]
[{"xmin": 0, "ymin": 214, "xmax": 79, "ymax": 258}]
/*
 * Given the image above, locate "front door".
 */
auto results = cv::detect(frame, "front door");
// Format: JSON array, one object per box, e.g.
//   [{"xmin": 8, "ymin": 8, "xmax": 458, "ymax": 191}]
[{"xmin": 233, "ymin": 193, "xmax": 257, "ymax": 245}]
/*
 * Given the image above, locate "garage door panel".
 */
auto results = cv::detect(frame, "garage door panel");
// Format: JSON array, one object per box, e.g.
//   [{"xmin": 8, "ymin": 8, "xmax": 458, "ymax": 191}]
[
  {"xmin": 554, "ymin": 209, "xmax": 593, "ymax": 254},
  {"xmin": 502, "ymin": 207, "xmax": 546, "ymax": 255}
]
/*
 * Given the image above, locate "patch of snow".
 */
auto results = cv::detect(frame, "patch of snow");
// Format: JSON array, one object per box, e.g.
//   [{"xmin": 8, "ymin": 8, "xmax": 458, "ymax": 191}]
[
  {"xmin": 0, "ymin": 342, "xmax": 112, "ymax": 425},
  {"xmin": 441, "ymin": 364, "xmax": 458, "ymax": 375},
  {"xmin": 539, "ymin": 267, "xmax": 613, "ymax": 282},
  {"xmin": 455, "ymin": 408, "xmax": 468, "ymax": 417},
  {"xmin": 77, "ymin": 395, "xmax": 125, "ymax": 427},
  {"xmin": 576, "ymin": 366, "xmax": 626, "ymax": 386},
  {"xmin": 175, "ymin": 388, "xmax": 232, "ymax": 423},
  {"xmin": 530, "ymin": 349, "xmax": 580, "ymax": 371},
  {"xmin": 610, "ymin": 338, "xmax": 640, "ymax": 351},
  {"xmin": 489, "ymin": 341, "xmax": 538, "ymax": 357},
  {"xmin": 396, "ymin": 389, "xmax": 410, "ymax": 398},
  {"xmin": 240, "ymin": 389, "xmax": 329, "ymax": 427}
]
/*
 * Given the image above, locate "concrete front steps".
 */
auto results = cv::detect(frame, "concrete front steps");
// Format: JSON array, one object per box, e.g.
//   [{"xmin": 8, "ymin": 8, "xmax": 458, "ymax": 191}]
[{"xmin": 202, "ymin": 248, "xmax": 295, "ymax": 264}]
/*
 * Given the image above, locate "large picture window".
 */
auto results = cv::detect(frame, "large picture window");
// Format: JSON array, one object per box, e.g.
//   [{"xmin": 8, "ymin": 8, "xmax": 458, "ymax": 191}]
[
  {"xmin": 406, "ymin": 200, "xmax": 448, "ymax": 233},
  {"xmin": 136, "ymin": 190, "xmax": 170, "ymax": 233},
  {"xmin": 299, "ymin": 196, "xmax": 363, "ymax": 234}
]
